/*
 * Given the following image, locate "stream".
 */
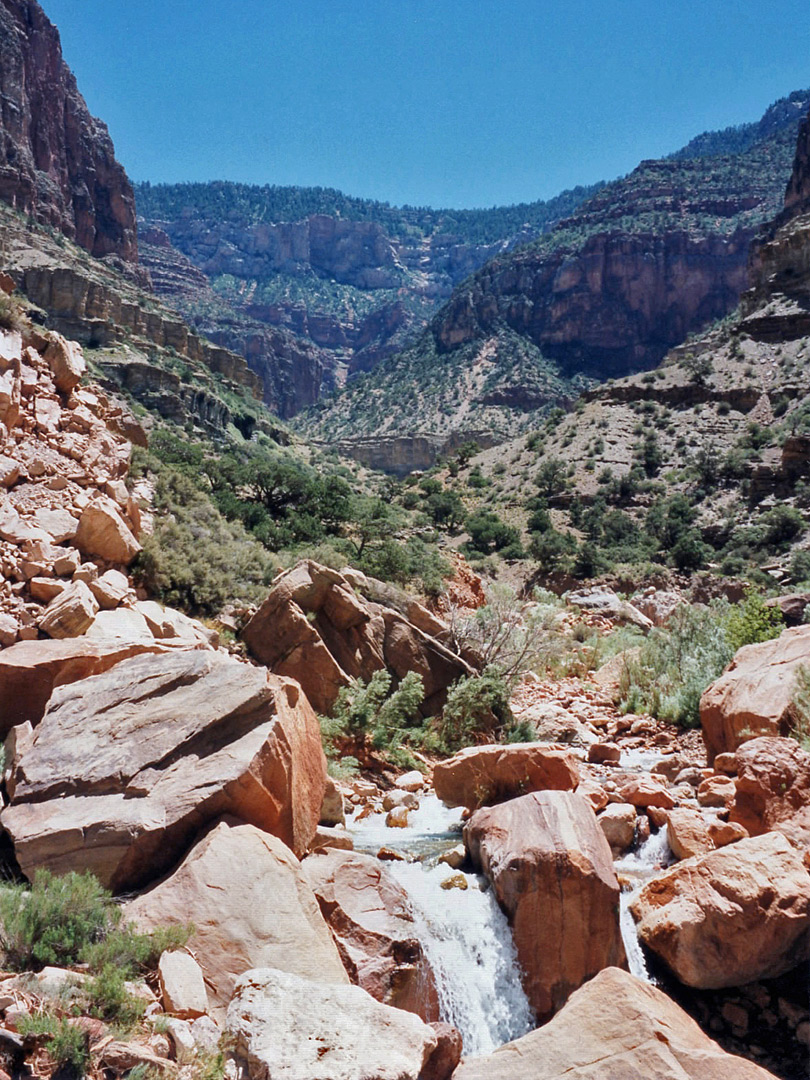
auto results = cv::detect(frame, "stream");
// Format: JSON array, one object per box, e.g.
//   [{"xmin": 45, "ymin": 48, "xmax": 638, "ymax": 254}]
[{"xmin": 348, "ymin": 771, "xmax": 675, "ymax": 1057}]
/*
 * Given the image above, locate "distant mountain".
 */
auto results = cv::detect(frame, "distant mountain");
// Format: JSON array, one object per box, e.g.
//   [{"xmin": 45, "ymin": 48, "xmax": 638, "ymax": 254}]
[
  {"xmin": 301, "ymin": 89, "xmax": 810, "ymax": 463},
  {"xmin": 134, "ymin": 180, "xmax": 602, "ymax": 417}
]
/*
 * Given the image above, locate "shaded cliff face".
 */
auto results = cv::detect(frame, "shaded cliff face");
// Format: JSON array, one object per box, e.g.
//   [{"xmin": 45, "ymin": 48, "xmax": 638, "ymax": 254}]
[
  {"xmin": 0, "ymin": 0, "xmax": 137, "ymax": 261},
  {"xmin": 785, "ymin": 110, "xmax": 810, "ymax": 216},
  {"xmin": 430, "ymin": 130, "xmax": 802, "ymax": 375}
]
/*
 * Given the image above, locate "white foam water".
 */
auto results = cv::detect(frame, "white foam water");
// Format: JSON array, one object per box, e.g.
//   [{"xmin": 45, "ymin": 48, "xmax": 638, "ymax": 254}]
[
  {"xmin": 615, "ymin": 827, "xmax": 675, "ymax": 983},
  {"xmin": 349, "ymin": 793, "xmax": 534, "ymax": 1056},
  {"xmin": 388, "ymin": 860, "xmax": 535, "ymax": 1057}
]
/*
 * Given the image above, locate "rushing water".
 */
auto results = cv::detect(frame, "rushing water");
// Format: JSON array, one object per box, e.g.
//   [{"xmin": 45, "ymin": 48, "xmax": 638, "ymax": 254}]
[
  {"xmin": 615, "ymin": 827, "xmax": 674, "ymax": 983},
  {"xmin": 349, "ymin": 795, "xmax": 535, "ymax": 1057}
]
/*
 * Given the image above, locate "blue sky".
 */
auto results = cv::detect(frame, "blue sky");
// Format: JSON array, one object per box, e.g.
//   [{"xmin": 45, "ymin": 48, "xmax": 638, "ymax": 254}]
[{"xmin": 43, "ymin": 0, "xmax": 810, "ymax": 210}]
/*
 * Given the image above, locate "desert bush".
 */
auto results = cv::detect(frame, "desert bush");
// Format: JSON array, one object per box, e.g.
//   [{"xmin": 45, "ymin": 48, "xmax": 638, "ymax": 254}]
[
  {"xmin": 435, "ymin": 671, "xmax": 513, "ymax": 752},
  {"xmin": 320, "ymin": 670, "xmax": 428, "ymax": 769},
  {"xmin": 18, "ymin": 1014, "xmax": 89, "ymax": 1076},
  {"xmin": 723, "ymin": 588, "xmax": 783, "ymax": 652},
  {"xmin": 791, "ymin": 664, "xmax": 810, "ymax": 748}
]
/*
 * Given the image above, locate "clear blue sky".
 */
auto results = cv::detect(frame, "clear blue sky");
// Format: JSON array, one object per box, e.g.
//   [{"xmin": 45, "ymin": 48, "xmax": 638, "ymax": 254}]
[{"xmin": 42, "ymin": 0, "xmax": 810, "ymax": 210}]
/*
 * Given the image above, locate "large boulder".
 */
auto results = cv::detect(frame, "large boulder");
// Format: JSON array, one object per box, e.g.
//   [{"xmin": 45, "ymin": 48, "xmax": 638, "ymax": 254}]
[
  {"xmin": 434, "ymin": 743, "xmax": 578, "ymax": 812},
  {"xmin": 0, "ymin": 637, "xmax": 166, "ymax": 733},
  {"xmin": 730, "ymin": 736, "xmax": 810, "ymax": 855},
  {"xmin": 433, "ymin": 744, "xmax": 579, "ymax": 810},
  {"xmin": 302, "ymin": 848, "xmax": 439, "ymax": 1020},
  {"xmin": 465, "ymin": 790, "xmax": 625, "ymax": 1022},
  {"xmin": 1, "ymin": 651, "xmax": 326, "ymax": 890},
  {"xmin": 127, "ymin": 820, "xmax": 348, "ymax": 1016},
  {"xmin": 74, "ymin": 495, "xmax": 141, "ymax": 565},
  {"xmin": 226, "ymin": 967, "xmax": 440, "ymax": 1080},
  {"xmin": 450, "ymin": 967, "xmax": 780, "ymax": 1080},
  {"xmin": 242, "ymin": 561, "xmax": 473, "ymax": 715},
  {"xmin": 629, "ymin": 832, "xmax": 810, "ymax": 988},
  {"xmin": 699, "ymin": 626, "xmax": 810, "ymax": 763}
]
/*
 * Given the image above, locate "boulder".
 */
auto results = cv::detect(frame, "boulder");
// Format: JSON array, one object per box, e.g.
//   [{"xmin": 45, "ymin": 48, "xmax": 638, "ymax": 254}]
[
  {"xmin": 0, "ymin": 636, "xmax": 167, "ymax": 733},
  {"xmin": 158, "ymin": 951, "xmax": 207, "ymax": 1020},
  {"xmin": 666, "ymin": 807, "xmax": 712, "ymax": 860},
  {"xmin": 433, "ymin": 744, "xmax": 579, "ymax": 810},
  {"xmin": 37, "ymin": 580, "xmax": 98, "ymax": 638},
  {"xmin": 226, "ymin": 967, "xmax": 439, "ymax": 1080},
  {"xmin": 74, "ymin": 495, "xmax": 141, "ymax": 565},
  {"xmin": 319, "ymin": 775, "xmax": 345, "ymax": 827},
  {"xmin": 128, "ymin": 820, "xmax": 348, "ymax": 1016},
  {"xmin": 699, "ymin": 626, "xmax": 810, "ymax": 763},
  {"xmin": 730, "ymin": 736, "xmax": 810, "ymax": 854},
  {"xmin": 597, "ymin": 803, "xmax": 636, "ymax": 853},
  {"xmin": 629, "ymin": 832, "xmax": 810, "ymax": 988},
  {"xmin": 43, "ymin": 335, "xmax": 85, "ymax": 394},
  {"xmin": 618, "ymin": 775, "xmax": 676, "ymax": 809},
  {"xmin": 708, "ymin": 820, "xmax": 749, "ymax": 848},
  {"xmin": 302, "ymin": 848, "xmax": 438, "ymax": 1021},
  {"xmin": 450, "ymin": 967, "xmax": 780, "ymax": 1080},
  {"xmin": 242, "ymin": 561, "xmax": 473, "ymax": 716},
  {"xmin": 465, "ymin": 791, "xmax": 625, "ymax": 1022},
  {"xmin": 587, "ymin": 742, "xmax": 620, "ymax": 765},
  {"xmin": 1, "ymin": 651, "xmax": 327, "ymax": 889},
  {"xmin": 89, "ymin": 569, "xmax": 131, "ymax": 609},
  {"xmin": 697, "ymin": 774, "xmax": 736, "ymax": 808}
]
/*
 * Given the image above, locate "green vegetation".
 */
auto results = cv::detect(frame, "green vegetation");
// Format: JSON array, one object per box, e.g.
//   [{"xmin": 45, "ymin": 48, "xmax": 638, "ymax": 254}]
[{"xmin": 619, "ymin": 591, "xmax": 783, "ymax": 727}]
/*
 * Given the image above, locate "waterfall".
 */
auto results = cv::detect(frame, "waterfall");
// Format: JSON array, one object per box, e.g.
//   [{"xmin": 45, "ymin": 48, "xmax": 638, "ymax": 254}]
[
  {"xmin": 349, "ymin": 795, "xmax": 534, "ymax": 1056},
  {"xmin": 615, "ymin": 827, "xmax": 674, "ymax": 984},
  {"xmin": 388, "ymin": 861, "xmax": 535, "ymax": 1056}
]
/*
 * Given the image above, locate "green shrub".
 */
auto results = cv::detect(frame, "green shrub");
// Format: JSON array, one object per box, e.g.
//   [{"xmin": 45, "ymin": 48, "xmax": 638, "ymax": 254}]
[
  {"xmin": 85, "ymin": 963, "xmax": 145, "ymax": 1027},
  {"xmin": 320, "ymin": 670, "xmax": 427, "ymax": 768},
  {"xmin": 18, "ymin": 1014, "xmax": 90, "ymax": 1076},
  {"xmin": 436, "ymin": 671, "xmax": 512, "ymax": 752},
  {"xmin": 0, "ymin": 870, "xmax": 116, "ymax": 971},
  {"xmin": 723, "ymin": 588, "xmax": 783, "ymax": 652},
  {"xmin": 791, "ymin": 664, "xmax": 810, "ymax": 748}
]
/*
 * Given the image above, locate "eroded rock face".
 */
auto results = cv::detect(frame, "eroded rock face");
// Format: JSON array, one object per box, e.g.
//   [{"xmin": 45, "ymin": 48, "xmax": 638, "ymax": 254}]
[
  {"xmin": 699, "ymin": 626, "xmax": 810, "ymax": 763},
  {"xmin": 433, "ymin": 744, "xmax": 579, "ymax": 810},
  {"xmin": 451, "ymin": 967, "xmax": 780, "ymax": 1080},
  {"xmin": 128, "ymin": 820, "xmax": 348, "ymax": 1016},
  {"xmin": 1, "ymin": 651, "xmax": 327, "ymax": 889},
  {"xmin": 242, "ymin": 561, "xmax": 473, "ymax": 716},
  {"xmin": 226, "ymin": 967, "xmax": 439, "ymax": 1080},
  {"xmin": 630, "ymin": 832, "xmax": 810, "ymax": 988},
  {"xmin": 465, "ymin": 790, "xmax": 625, "ymax": 1022},
  {"xmin": 302, "ymin": 848, "xmax": 438, "ymax": 1021},
  {"xmin": 0, "ymin": 0, "xmax": 137, "ymax": 260},
  {"xmin": 730, "ymin": 736, "xmax": 810, "ymax": 855}
]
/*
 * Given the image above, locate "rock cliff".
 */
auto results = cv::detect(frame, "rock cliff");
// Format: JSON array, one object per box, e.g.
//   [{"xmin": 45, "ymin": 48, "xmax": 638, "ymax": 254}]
[{"xmin": 0, "ymin": 0, "xmax": 137, "ymax": 262}]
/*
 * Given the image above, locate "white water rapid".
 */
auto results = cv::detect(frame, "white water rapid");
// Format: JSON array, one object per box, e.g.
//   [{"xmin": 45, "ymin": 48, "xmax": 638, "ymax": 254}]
[
  {"xmin": 349, "ymin": 794, "xmax": 535, "ymax": 1057},
  {"xmin": 615, "ymin": 824, "xmax": 674, "ymax": 982}
]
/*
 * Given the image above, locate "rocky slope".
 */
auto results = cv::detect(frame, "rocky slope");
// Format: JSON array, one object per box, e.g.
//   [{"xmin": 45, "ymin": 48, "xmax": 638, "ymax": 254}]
[
  {"xmin": 302, "ymin": 91, "xmax": 809, "ymax": 458},
  {"xmin": 0, "ymin": 0, "xmax": 137, "ymax": 262}
]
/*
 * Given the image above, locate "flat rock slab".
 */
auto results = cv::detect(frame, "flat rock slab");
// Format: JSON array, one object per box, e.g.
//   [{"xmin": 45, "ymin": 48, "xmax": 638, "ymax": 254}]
[
  {"xmin": 129, "ymin": 820, "xmax": 348, "ymax": 1016},
  {"xmin": 630, "ymin": 831, "xmax": 810, "ymax": 988},
  {"xmin": 226, "ymin": 967, "xmax": 438, "ymax": 1080},
  {"xmin": 433, "ymin": 744, "xmax": 579, "ymax": 810},
  {"xmin": 451, "ymin": 967, "xmax": 780, "ymax": 1080},
  {"xmin": 1, "ymin": 651, "xmax": 326, "ymax": 890}
]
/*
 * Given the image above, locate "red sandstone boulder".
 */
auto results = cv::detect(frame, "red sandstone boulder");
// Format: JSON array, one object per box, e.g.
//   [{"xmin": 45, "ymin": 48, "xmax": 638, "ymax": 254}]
[
  {"xmin": 629, "ymin": 832, "xmax": 810, "ymax": 988},
  {"xmin": 302, "ymin": 848, "xmax": 438, "ymax": 1020},
  {"xmin": 74, "ymin": 495, "xmax": 141, "ymax": 565},
  {"xmin": 465, "ymin": 790, "xmax": 625, "ymax": 1022},
  {"xmin": 700, "ymin": 626, "xmax": 810, "ymax": 763},
  {"xmin": 450, "ymin": 967, "xmax": 780, "ymax": 1080},
  {"xmin": 697, "ymin": 774, "xmax": 736, "ymax": 808},
  {"xmin": 242, "ymin": 561, "xmax": 473, "ymax": 716},
  {"xmin": 618, "ymin": 775, "xmax": 676, "ymax": 809},
  {"xmin": 666, "ymin": 807, "xmax": 712, "ymax": 860},
  {"xmin": 730, "ymin": 736, "xmax": 810, "ymax": 855},
  {"xmin": 1, "ymin": 651, "xmax": 326, "ymax": 890},
  {"xmin": 433, "ymin": 744, "xmax": 579, "ymax": 810},
  {"xmin": 0, "ymin": 636, "xmax": 166, "ymax": 733},
  {"xmin": 128, "ymin": 820, "xmax": 348, "ymax": 1016}
]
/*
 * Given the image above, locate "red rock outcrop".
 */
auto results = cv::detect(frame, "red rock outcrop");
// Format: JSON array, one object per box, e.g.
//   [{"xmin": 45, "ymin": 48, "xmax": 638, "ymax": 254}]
[
  {"xmin": 451, "ymin": 967, "xmax": 780, "ymax": 1080},
  {"xmin": 465, "ymin": 790, "xmax": 625, "ymax": 1022},
  {"xmin": 0, "ymin": 0, "xmax": 137, "ymax": 260},
  {"xmin": 242, "ymin": 560, "xmax": 473, "ymax": 717},
  {"xmin": 730, "ymin": 736, "xmax": 810, "ymax": 855},
  {"xmin": 699, "ymin": 625, "xmax": 810, "ymax": 763},
  {"xmin": 630, "ymin": 832, "xmax": 810, "ymax": 988},
  {"xmin": 1, "ymin": 651, "xmax": 327, "ymax": 889},
  {"xmin": 302, "ymin": 848, "xmax": 439, "ymax": 1021},
  {"xmin": 433, "ymin": 744, "xmax": 579, "ymax": 810}
]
